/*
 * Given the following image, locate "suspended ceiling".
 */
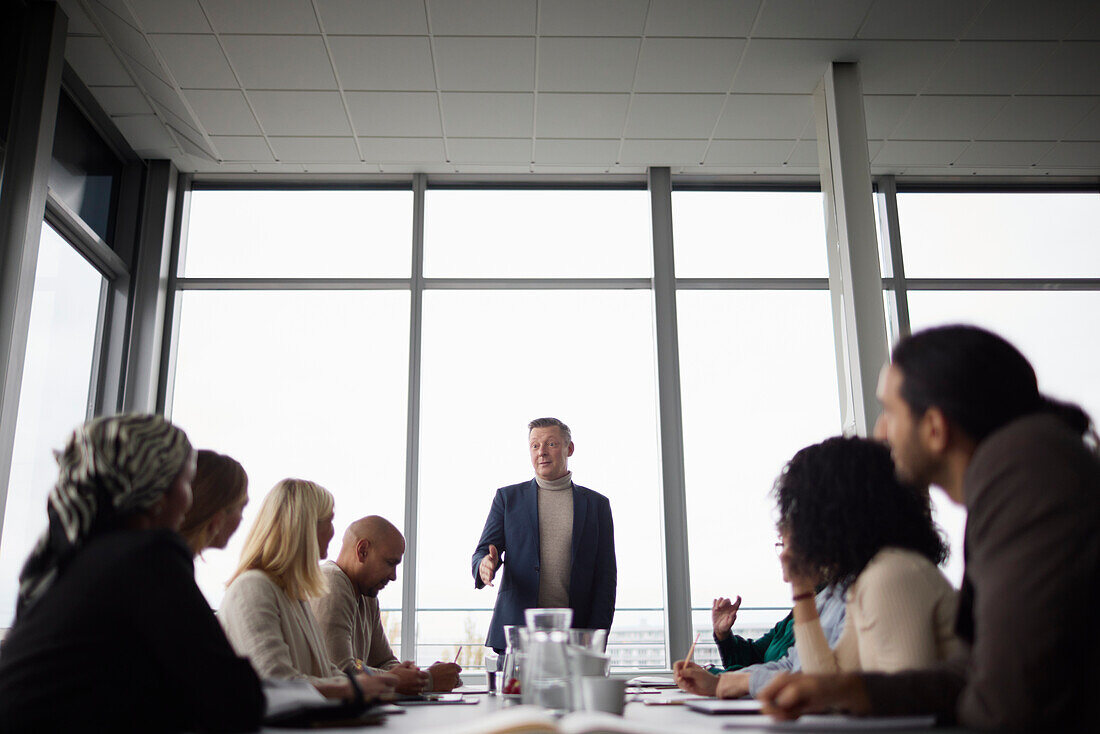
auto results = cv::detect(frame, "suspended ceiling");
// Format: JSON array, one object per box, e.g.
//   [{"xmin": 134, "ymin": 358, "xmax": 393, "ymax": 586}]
[{"xmin": 56, "ymin": 0, "xmax": 1100, "ymax": 176}]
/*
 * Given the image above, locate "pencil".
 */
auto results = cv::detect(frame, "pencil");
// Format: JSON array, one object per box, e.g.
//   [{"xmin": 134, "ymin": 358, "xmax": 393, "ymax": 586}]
[
  {"xmin": 685, "ymin": 632, "xmax": 701, "ymax": 664},
  {"xmin": 453, "ymin": 646, "xmax": 463, "ymax": 664}
]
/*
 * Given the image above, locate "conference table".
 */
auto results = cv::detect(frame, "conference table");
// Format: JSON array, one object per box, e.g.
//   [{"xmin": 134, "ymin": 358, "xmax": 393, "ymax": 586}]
[{"xmin": 262, "ymin": 686, "xmax": 971, "ymax": 733}]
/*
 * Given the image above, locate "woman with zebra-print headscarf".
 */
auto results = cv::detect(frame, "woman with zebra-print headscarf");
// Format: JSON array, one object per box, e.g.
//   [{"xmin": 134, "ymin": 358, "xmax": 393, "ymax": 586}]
[{"xmin": 0, "ymin": 414, "xmax": 264, "ymax": 733}]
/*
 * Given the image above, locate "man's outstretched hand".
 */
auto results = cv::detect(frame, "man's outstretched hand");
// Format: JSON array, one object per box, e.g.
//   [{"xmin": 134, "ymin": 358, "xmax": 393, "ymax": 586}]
[{"xmin": 479, "ymin": 544, "xmax": 500, "ymax": 587}]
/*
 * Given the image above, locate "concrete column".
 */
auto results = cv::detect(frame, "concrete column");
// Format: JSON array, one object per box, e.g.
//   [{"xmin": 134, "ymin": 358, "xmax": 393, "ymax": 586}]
[{"xmin": 814, "ymin": 62, "xmax": 889, "ymax": 436}]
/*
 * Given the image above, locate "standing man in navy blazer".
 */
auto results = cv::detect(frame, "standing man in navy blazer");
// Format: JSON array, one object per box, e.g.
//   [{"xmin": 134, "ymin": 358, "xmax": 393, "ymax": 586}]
[{"xmin": 472, "ymin": 418, "xmax": 617, "ymax": 653}]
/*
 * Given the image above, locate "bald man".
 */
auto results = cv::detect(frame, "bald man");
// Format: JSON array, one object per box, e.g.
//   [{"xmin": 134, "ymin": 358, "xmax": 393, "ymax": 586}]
[{"xmin": 310, "ymin": 516, "xmax": 462, "ymax": 693}]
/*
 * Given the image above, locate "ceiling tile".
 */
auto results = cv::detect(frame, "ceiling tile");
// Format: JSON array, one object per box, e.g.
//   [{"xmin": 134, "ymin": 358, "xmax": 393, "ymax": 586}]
[
  {"xmin": 440, "ymin": 93, "xmax": 534, "ymax": 137},
  {"xmin": 1064, "ymin": 102, "xmax": 1100, "ymax": 140},
  {"xmin": 624, "ymin": 94, "xmax": 725, "ymax": 137},
  {"xmin": 209, "ymin": 136, "xmax": 274, "ymax": 161},
  {"xmin": 358, "ymin": 137, "xmax": 446, "ymax": 163},
  {"xmin": 150, "ymin": 35, "xmax": 238, "ymax": 89},
  {"xmin": 954, "ymin": 141, "xmax": 1055, "ymax": 166},
  {"xmin": 184, "ymin": 90, "xmax": 260, "ymax": 135},
  {"xmin": 787, "ymin": 139, "xmax": 819, "ymax": 166},
  {"xmin": 269, "ymin": 137, "xmax": 360, "ymax": 162},
  {"xmin": 533, "ymin": 139, "xmax": 619, "ymax": 164},
  {"xmin": 872, "ymin": 140, "xmax": 969, "ymax": 166},
  {"xmin": 316, "ymin": 0, "xmax": 428, "ymax": 34},
  {"xmin": 536, "ymin": 94, "xmax": 629, "ymax": 138},
  {"xmin": 221, "ymin": 35, "xmax": 336, "ymax": 90},
  {"xmin": 328, "ymin": 36, "xmax": 436, "ymax": 91},
  {"xmin": 537, "ymin": 38, "xmax": 640, "ymax": 93},
  {"xmin": 434, "ymin": 37, "xmax": 535, "ymax": 91},
  {"xmin": 713, "ymin": 94, "xmax": 812, "ymax": 139},
  {"xmin": 1037, "ymin": 141, "xmax": 1100, "ymax": 167},
  {"xmin": 127, "ymin": 60, "xmax": 195, "ymax": 122},
  {"xmin": 705, "ymin": 139, "xmax": 797, "ymax": 165},
  {"xmin": 92, "ymin": 3, "xmax": 165, "ymax": 77},
  {"xmin": 249, "ymin": 91, "xmax": 351, "ymax": 135},
  {"xmin": 345, "ymin": 92, "xmax": 442, "ymax": 137},
  {"xmin": 538, "ymin": 0, "xmax": 648, "ymax": 36},
  {"xmin": 753, "ymin": 0, "xmax": 874, "ymax": 39},
  {"xmin": 732, "ymin": 39, "xmax": 950, "ymax": 94},
  {"xmin": 202, "ymin": 0, "xmax": 319, "ymax": 33},
  {"xmin": 66, "ymin": 36, "xmax": 133, "ymax": 86},
  {"xmin": 90, "ymin": 86, "xmax": 152, "ymax": 115},
  {"xmin": 114, "ymin": 114, "xmax": 177, "ymax": 150},
  {"xmin": 1019, "ymin": 42, "xmax": 1100, "ymax": 94},
  {"xmin": 1067, "ymin": 5, "xmax": 1100, "ymax": 40},
  {"xmin": 979, "ymin": 96, "xmax": 1097, "ymax": 140},
  {"xmin": 634, "ymin": 38, "xmax": 745, "ymax": 93},
  {"xmin": 126, "ymin": 0, "xmax": 211, "ymax": 32},
  {"xmin": 169, "ymin": 123, "xmax": 216, "ymax": 160},
  {"xmin": 857, "ymin": 0, "xmax": 984, "ymax": 40},
  {"xmin": 965, "ymin": 0, "xmax": 1091, "ymax": 40},
  {"xmin": 892, "ymin": 96, "xmax": 1009, "ymax": 140},
  {"xmin": 448, "ymin": 138, "xmax": 531, "ymax": 163},
  {"xmin": 620, "ymin": 139, "xmax": 707, "ymax": 166},
  {"xmin": 923, "ymin": 41, "xmax": 1059, "ymax": 94},
  {"xmin": 427, "ymin": 0, "xmax": 536, "ymax": 35},
  {"xmin": 149, "ymin": 99, "xmax": 206, "ymax": 142},
  {"xmin": 862, "ymin": 95, "xmax": 914, "ymax": 138},
  {"xmin": 644, "ymin": 0, "xmax": 760, "ymax": 37}
]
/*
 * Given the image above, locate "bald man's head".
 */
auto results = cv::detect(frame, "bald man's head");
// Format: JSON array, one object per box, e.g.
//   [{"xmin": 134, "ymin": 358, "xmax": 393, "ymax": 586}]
[{"xmin": 336, "ymin": 515, "xmax": 405, "ymax": 598}]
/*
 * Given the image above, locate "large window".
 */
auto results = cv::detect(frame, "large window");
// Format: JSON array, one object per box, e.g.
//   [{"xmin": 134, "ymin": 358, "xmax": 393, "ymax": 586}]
[
  {"xmin": 673, "ymin": 190, "xmax": 840, "ymax": 665},
  {"xmin": 887, "ymin": 189, "xmax": 1100, "ymax": 587},
  {"xmin": 0, "ymin": 223, "xmax": 104, "ymax": 624},
  {"xmin": 416, "ymin": 289, "xmax": 663, "ymax": 668}
]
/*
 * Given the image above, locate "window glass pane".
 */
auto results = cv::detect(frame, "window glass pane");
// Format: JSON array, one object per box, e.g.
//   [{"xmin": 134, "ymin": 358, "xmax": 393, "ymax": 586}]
[
  {"xmin": 182, "ymin": 190, "xmax": 412, "ymax": 278},
  {"xmin": 908, "ymin": 290, "xmax": 1100, "ymax": 588},
  {"xmin": 168, "ymin": 290, "xmax": 410, "ymax": 631},
  {"xmin": 897, "ymin": 192, "xmax": 1100, "ymax": 278},
  {"xmin": 423, "ymin": 190, "xmax": 652, "ymax": 278},
  {"xmin": 678, "ymin": 290, "xmax": 842, "ymax": 665},
  {"xmin": 672, "ymin": 192, "xmax": 829, "ymax": 278},
  {"xmin": 416, "ymin": 290, "xmax": 665, "ymax": 669},
  {"xmin": 50, "ymin": 93, "xmax": 122, "ymax": 243},
  {"xmin": 0, "ymin": 223, "xmax": 103, "ymax": 625}
]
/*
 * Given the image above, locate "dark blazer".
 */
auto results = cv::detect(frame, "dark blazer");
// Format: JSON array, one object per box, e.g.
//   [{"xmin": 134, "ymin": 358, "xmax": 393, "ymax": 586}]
[{"xmin": 472, "ymin": 479, "xmax": 617, "ymax": 651}]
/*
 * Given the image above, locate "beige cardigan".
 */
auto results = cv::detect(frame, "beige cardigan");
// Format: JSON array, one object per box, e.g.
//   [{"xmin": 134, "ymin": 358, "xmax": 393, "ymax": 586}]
[
  {"xmin": 219, "ymin": 569, "xmax": 345, "ymax": 686},
  {"xmin": 796, "ymin": 547, "xmax": 961, "ymax": 674}
]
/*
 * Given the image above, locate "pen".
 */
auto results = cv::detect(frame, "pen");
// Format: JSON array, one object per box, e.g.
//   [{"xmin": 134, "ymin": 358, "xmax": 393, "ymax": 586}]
[
  {"xmin": 685, "ymin": 632, "xmax": 700, "ymax": 664},
  {"xmin": 453, "ymin": 646, "xmax": 463, "ymax": 664}
]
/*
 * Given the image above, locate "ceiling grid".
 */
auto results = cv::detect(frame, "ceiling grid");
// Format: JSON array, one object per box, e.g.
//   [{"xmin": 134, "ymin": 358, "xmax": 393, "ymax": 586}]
[{"xmin": 52, "ymin": 0, "xmax": 1100, "ymax": 175}]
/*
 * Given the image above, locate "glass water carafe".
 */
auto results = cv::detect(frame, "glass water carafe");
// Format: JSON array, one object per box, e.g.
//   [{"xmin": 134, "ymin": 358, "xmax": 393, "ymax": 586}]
[{"xmin": 522, "ymin": 608, "xmax": 574, "ymax": 713}]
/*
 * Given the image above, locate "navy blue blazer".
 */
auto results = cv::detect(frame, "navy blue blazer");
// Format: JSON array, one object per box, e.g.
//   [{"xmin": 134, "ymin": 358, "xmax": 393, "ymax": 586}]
[{"xmin": 472, "ymin": 479, "xmax": 617, "ymax": 652}]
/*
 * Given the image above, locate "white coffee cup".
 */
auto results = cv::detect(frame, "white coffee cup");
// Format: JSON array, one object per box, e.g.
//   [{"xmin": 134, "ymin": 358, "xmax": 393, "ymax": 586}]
[{"xmin": 582, "ymin": 677, "xmax": 627, "ymax": 715}]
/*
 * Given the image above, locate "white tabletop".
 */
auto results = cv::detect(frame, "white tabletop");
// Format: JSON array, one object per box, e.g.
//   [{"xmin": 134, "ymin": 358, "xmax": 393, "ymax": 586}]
[{"xmin": 262, "ymin": 689, "xmax": 972, "ymax": 733}]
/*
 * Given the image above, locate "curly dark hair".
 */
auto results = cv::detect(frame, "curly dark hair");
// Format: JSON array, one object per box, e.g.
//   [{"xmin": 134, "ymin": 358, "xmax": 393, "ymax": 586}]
[{"xmin": 773, "ymin": 435, "xmax": 948, "ymax": 591}]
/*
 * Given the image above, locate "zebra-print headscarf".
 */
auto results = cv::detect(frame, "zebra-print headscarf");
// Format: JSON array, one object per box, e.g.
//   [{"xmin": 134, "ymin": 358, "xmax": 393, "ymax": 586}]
[{"xmin": 15, "ymin": 414, "xmax": 193, "ymax": 620}]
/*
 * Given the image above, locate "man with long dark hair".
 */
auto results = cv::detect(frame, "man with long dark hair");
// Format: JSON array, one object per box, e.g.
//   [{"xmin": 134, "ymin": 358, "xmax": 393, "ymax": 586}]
[{"xmin": 758, "ymin": 325, "xmax": 1100, "ymax": 730}]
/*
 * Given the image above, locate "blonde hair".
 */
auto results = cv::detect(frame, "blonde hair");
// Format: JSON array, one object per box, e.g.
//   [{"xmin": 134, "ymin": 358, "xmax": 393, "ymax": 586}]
[
  {"xmin": 180, "ymin": 450, "xmax": 248, "ymax": 555},
  {"xmin": 229, "ymin": 478, "xmax": 334, "ymax": 600}
]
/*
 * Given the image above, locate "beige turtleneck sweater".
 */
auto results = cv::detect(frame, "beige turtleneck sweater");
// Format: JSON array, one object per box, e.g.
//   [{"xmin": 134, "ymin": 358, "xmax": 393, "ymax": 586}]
[{"xmin": 536, "ymin": 472, "xmax": 574, "ymax": 608}]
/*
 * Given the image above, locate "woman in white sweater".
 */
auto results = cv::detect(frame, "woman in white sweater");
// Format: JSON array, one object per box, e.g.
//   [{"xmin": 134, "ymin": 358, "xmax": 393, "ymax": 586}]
[
  {"xmin": 219, "ymin": 478, "xmax": 395, "ymax": 699},
  {"xmin": 775, "ymin": 437, "xmax": 961, "ymax": 675}
]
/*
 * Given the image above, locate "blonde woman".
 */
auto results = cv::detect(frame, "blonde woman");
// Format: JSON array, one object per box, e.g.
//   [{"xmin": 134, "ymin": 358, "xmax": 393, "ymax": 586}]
[
  {"xmin": 179, "ymin": 450, "xmax": 249, "ymax": 556},
  {"xmin": 219, "ymin": 478, "xmax": 394, "ymax": 700}
]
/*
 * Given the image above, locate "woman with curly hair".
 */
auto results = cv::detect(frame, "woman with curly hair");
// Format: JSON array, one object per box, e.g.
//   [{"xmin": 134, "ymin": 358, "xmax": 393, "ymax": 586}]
[{"xmin": 777, "ymin": 436, "xmax": 961, "ymax": 675}]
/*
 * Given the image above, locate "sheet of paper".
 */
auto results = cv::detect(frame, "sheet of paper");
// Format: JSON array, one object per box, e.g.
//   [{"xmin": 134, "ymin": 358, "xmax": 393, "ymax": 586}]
[
  {"xmin": 262, "ymin": 679, "xmax": 327, "ymax": 717},
  {"xmin": 685, "ymin": 698, "xmax": 762, "ymax": 714}
]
